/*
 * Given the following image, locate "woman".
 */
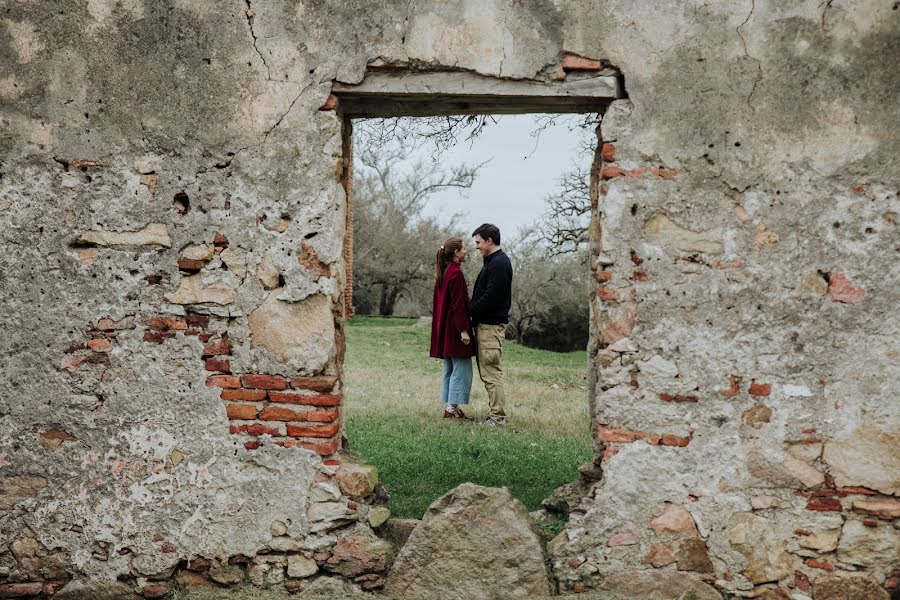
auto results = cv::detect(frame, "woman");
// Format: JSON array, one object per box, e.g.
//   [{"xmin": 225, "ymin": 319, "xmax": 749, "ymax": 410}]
[{"xmin": 429, "ymin": 237, "xmax": 475, "ymax": 419}]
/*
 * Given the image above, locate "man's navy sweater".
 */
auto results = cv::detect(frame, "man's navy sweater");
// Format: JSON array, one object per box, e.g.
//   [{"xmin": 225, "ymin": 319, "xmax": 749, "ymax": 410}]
[{"xmin": 470, "ymin": 249, "xmax": 513, "ymax": 325}]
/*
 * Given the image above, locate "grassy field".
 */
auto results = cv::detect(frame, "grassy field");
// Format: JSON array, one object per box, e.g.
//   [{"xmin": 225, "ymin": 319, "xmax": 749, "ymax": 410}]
[{"xmin": 343, "ymin": 316, "xmax": 593, "ymax": 519}]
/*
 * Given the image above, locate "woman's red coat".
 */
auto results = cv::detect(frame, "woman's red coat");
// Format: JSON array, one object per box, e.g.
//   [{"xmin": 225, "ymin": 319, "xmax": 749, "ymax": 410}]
[{"xmin": 429, "ymin": 263, "xmax": 475, "ymax": 359}]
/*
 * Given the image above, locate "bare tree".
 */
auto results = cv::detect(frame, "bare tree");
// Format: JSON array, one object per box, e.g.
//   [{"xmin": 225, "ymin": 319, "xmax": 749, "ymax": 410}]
[
  {"xmin": 537, "ymin": 166, "xmax": 591, "ymax": 254},
  {"xmin": 353, "ymin": 141, "xmax": 482, "ymax": 316}
]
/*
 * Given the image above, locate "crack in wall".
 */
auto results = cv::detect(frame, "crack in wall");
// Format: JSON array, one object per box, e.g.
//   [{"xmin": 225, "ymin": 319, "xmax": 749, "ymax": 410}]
[
  {"xmin": 244, "ymin": 0, "xmax": 273, "ymax": 81},
  {"xmin": 736, "ymin": 0, "xmax": 763, "ymax": 111}
]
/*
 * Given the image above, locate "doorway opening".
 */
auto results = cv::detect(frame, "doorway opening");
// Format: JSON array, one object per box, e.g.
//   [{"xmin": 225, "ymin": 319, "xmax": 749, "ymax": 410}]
[{"xmin": 333, "ymin": 67, "xmax": 622, "ymax": 531}]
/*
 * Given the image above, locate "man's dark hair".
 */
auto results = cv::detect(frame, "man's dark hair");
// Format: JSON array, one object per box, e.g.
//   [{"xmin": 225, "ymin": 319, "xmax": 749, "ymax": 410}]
[{"xmin": 472, "ymin": 223, "xmax": 501, "ymax": 246}]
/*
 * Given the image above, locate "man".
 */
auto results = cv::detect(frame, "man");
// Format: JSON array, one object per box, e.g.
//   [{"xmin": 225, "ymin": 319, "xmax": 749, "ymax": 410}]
[{"xmin": 470, "ymin": 223, "xmax": 513, "ymax": 426}]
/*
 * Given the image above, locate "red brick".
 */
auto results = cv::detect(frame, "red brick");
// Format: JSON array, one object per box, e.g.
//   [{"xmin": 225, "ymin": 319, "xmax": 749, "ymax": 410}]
[
  {"xmin": 87, "ymin": 338, "xmax": 112, "ymax": 352},
  {"xmin": 722, "ymin": 376, "xmax": 741, "ymax": 397},
  {"xmin": 230, "ymin": 424, "xmax": 282, "ymax": 436},
  {"xmin": 749, "ymin": 380, "xmax": 771, "ymax": 396},
  {"xmin": 629, "ymin": 249, "xmax": 644, "ymax": 266},
  {"xmin": 0, "ymin": 583, "xmax": 44, "ymax": 597},
  {"xmin": 221, "ymin": 389, "xmax": 266, "ymax": 401},
  {"xmin": 161, "ymin": 543, "xmax": 177, "ymax": 553},
  {"xmin": 804, "ymin": 558, "xmax": 834, "ymax": 571},
  {"xmin": 323, "ymin": 459, "xmax": 340, "ymax": 466},
  {"xmin": 838, "ymin": 486, "xmax": 878, "ymax": 496},
  {"xmin": 651, "ymin": 167, "xmax": 678, "ymax": 179},
  {"xmin": 206, "ymin": 374, "xmax": 241, "ymax": 388},
  {"xmin": 597, "ymin": 287, "xmax": 620, "ymax": 301},
  {"xmin": 709, "ymin": 260, "xmax": 745, "ymax": 269},
  {"xmin": 593, "ymin": 269, "xmax": 613, "ymax": 283},
  {"xmin": 659, "ymin": 434, "xmax": 692, "ymax": 447},
  {"xmin": 828, "ymin": 271, "xmax": 865, "ymax": 304},
  {"xmin": 260, "ymin": 406, "xmax": 305, "ymax": 421},
  {"xmin": 319, "ymin": 94, "xmax": 338, "ymax": 111},
  {"xmin": 602, "ymin": 446, "xmax": 620, "ymax": 461},
  {"xmin": 213, "ymin": 232, "xmax": 228, "ymax": 247},
  {"xmin": 631, "ymin": 269, "xmax": 649, "ymax": 281},
  {"xmin": 291, "ymin": 376, "xmax": 339, "ymax": 392},
  {"xmin": 270, "ymin": 391, "xmax": 342, "ymax": 407},
  {"xmin": 306, "ymin": 409, "xmax": 340, "ymax": 423},
  {"xmin": 885, "ymin": 578, "xmax": 898, "ymax": 589},
  {"xmin": 177, "ymin": 258, "xmax": 206, "ymax": 272},
  {"xmin": 286, "ymin": 424, "xmax": 340, "ymax": 438},
  {"xmin": 244, "ymin": 440, "xmax": 261, "ymax": 450},
  {"xmin": 863, "ymin": 517, "xmax": 879, "ymax": 527},
  {"xmin": 204, "ymin": 358, "xmax": 231, "ymax": 373},
  {"xmin": 202, "ymin": 337, "xmax": 231, "ymax": 356},
  {"xmin": 601, "ymin": 165, "xmax": 646, "ymax": 180},
  {"xmin": 561, "ymin": 53, "xmax": 602, "ymax": 71},
  {"xmin": 597, "ymin": 427, "xmax": 647, "ymax": 443},
  {"xmin": 794, "ymin": 571, "xmax": 810, "ymax": 592},
  {"xmin": 278, "ymin": 439, "xmax": 339, "ymax": 455},
  {"xmin": 806, "ymin": 497, "xmax": 842, "ymax": 512},
  {"xmin": 226, "ymin": 404, "xmax": 257, "ymax": 420},
  {"xmin": 148, "ymin": 316, "xmax": 188, "ymax": 330},
  {"xmin": 600, "ymin": 143, "xmax": 616, "ymax": 162},
  {"xmin": 186, "ymin": 313, "xmax": 209, "ymax": 328},
  {"xmin": 144, "ymin": 330, "xmax": 175, "ymax": 344},
  {"xmin": 659, "ymin": 393, "xmax": 698, "ymax": 403},
  {"xmin": 241, "ymin": 374, "xmax": 287, "ymax": 390}
]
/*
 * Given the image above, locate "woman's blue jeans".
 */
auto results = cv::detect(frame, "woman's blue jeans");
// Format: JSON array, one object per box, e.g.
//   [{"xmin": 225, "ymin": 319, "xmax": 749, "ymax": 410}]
[{"xmin": 440, "ymin": 357, "xmax": 473, "ymax": 405}]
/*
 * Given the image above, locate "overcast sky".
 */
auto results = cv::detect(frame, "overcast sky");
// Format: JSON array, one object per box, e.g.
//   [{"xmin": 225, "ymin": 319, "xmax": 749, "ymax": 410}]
[{"xmin": 357, "ymin": 114, "xmax": 593, "ymax": 241}]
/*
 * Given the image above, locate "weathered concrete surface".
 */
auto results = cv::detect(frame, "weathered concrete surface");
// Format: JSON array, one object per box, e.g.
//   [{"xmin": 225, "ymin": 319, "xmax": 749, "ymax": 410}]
[{"xmin": 1, "ymin": 0, "xmax": 897, "ymax": 598}]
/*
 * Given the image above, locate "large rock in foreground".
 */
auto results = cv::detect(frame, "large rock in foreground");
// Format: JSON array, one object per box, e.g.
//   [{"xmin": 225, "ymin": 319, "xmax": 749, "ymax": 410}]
[{"xmin": 383, "ymin": 483, "xmax": 551, "ymax": 599}]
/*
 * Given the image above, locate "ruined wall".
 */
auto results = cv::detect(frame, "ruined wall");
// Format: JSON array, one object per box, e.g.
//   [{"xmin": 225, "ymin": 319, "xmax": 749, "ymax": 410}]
[{"xmin": 0, "ymin": 0, "xmax": 897, "ymax": 598}]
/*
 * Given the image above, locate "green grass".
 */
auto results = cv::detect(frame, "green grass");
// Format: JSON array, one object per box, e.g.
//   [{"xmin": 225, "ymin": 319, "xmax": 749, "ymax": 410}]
[{"xmin": 344, "ymin": 316, "xmax": 592, "ymax": 519}]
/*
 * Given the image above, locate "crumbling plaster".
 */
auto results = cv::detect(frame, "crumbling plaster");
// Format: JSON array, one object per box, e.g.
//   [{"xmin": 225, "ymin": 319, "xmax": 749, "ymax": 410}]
[{"xmin": 0, "ymin": 0, "xmax": 897, "ymax": 597}]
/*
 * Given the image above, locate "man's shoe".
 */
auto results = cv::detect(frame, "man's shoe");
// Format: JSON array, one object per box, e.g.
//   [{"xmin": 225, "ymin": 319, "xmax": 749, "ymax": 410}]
[
  {"xmin": 454, "ymin": 408, "xmax": 472, "ymax": 420},
  {"xmin": 480, "ymin": 416, "xmax": 507, "ymax": 427}
]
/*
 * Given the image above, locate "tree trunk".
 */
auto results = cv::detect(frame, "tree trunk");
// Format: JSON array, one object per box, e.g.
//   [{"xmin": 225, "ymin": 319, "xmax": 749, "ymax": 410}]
[{"xmin": 378, "ymin": 285, "xmax": 400, "ymax": 316}]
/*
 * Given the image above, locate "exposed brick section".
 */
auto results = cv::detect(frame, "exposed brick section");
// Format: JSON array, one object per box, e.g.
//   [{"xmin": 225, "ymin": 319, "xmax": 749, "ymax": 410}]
[
  {"xmin": 299, "ymin": 241, "xmax": 332, "ymax": 278},
  {"xmin": 709, "ymin": 260, "xmax": 745, "ymax": 269},
  {"xmin": 206, "ymin": 375, "xmax": 241, "ymax": 388},
  {"xmin": 596, "ymin": 427, "xmax": 692, "ymax": 447},
  {"xmin": 226, "ymin": 403, "xmax": 258, "ymax": 420},
  {"xmin": 601, "ymin": 165, "xmax": 678, "ymax": 180},
  {"xmin": 319, "ymin": 94, "xmax": 338, "ymax": 110},
  {"xmin": 186, "ymin": 313, "xmax": 209, "ymax": 328},
  {"xmin": 202, "ymin": 336, "xmax": 231, "ymax": 357},
  {"xmin": 244, "ymin": 440, "xmax": 261, "ymax": 450},
  {"xmin": 804, "ymin": 558, "xmax": 834, "ymax": 571},
  {"xmin": 270, "ymin": 391, "xmax": 342, "ymax": 407},
  {"xmin": 722, "ymin": 376, "xmax": 741, "ymax": 397},
  {"xmin": 144, "ymin": 330, "xmax": 175, "ymax": 344},
  {"xmin": 794, "ymin": 571, "xmax": 810, "ymax": 592},
  {"xmin": 241, "ymin": 374, "xmax": 288, "ymax": 390},
  {"xmin": 748, "ymin": 380, "xmax": 771, "ymax": 396},
  {"xmin": 659, "ymin": 393, "xmax": 698, "ymax": 403},
  {"xmin": 852, "ymin": 498, "xmax": 900, "ymax": 519},
  {"xmin": 806, "ymin": 496, "xmax": 842, "ymax": 512},
  {"xmin": 0, "ymin": 582, "xmax": 44, "ymax": 597},
  {"xmin": 230, "ymin": 424, "xmax": 283, "ymax": 436},
  {"xmin": 87, "ymin": 338, "xmax": 112, "ymax": 352},
  {"xmin": 597, "ymin": 287, "xmax": 620, "ymax": 301},
  {"xmin": 561, "ymin": 53, "xmax": 602, "ymax": 71},
  {"xmin": 837, "ymin": 486, "xmax": 877, "ymax": 495},
  {"xmin": 650, "ymin": 167, "xmax": 678, "ymax": 179},
  {"xmin": 307, "ymin": 409, "xmax": 340, "ymax": 422},
  {"xmin": 221, "ymin": 389, "xmax": 266, "ymax": 401},
  {"xmin": 260, "ymin": 406, "xmax": 306, "ymax": 422},
  {"xmin": 593, "ymin": 268, "xmax": 613, "ymax": 283},
  {"xmin": 204, "ymin": 358, "xmax": 231, "ymax": 372},
  {"xmin": 213, "ymin": 232, "xmax": 229, "ymax": 251},
  {"xmin": 277, "ymin": 439, "xmax": 340, "ymax": 455},
  {"xmin": 147, "ymin": 316, "xmax": 188, "ymax": 330},
  {"xmin": 600, "ymin": 143, "xmax": 616, "ymax": 162},
  {"xmin": 827, "ymin": 271, "xmax": 865, "ymax": 304},
  {"xmin": 177, "ymin": 258, "xmax": 206, "ymax": 272},
  {"xmin": 291, "ymin": 376, "xmax": 339, "ymax": 392},
  {"xmin": 286, "ymin": 424, "xmax": 341, "ymax": 438}
]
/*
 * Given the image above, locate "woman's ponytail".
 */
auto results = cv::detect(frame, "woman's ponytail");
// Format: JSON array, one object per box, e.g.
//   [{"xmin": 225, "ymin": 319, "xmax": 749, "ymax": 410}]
[{"xmin": 434, "ymin": 237, "xmax": 464, "ymax": 288}]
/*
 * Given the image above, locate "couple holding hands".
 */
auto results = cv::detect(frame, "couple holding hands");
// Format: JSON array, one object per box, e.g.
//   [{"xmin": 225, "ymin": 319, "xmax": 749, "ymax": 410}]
[{"xmin": 429, "ymin": 223, "xmax": 513, "ymax": 427}]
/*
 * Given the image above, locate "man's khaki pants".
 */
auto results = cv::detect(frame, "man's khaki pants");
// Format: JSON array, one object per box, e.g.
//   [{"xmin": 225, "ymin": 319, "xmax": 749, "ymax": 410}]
[{"xmin": 476, "ymin": 323, "xmax": 506, "ymax": 420}]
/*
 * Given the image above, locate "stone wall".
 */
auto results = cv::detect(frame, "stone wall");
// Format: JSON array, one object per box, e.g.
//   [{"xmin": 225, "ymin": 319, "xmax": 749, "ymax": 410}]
[{"xmin": 1, "ymin": 0, "xmax": 897, "ymax": 598}]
